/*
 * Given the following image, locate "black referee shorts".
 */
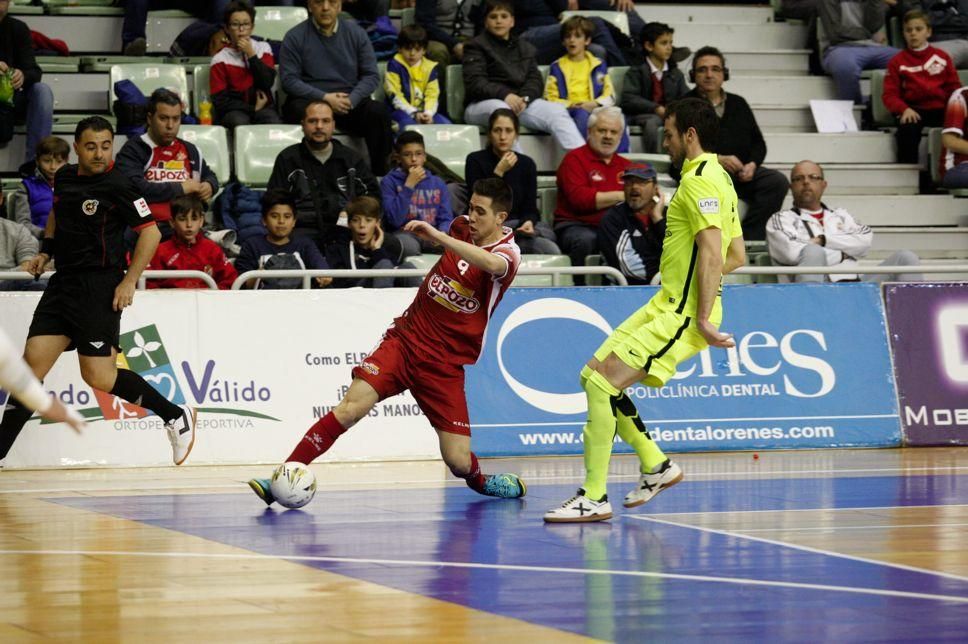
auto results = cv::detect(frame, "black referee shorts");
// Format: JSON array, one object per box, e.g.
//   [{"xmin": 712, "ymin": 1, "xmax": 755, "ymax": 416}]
[{"xmin": 27, "ymin": 270, "xmax": 124, "ymax": 357}]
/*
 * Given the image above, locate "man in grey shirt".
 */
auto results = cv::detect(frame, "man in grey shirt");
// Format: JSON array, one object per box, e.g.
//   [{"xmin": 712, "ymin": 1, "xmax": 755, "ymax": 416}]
[{"xmin": 280, "ymin": 0, "xmax": 393, "ymax": 174}]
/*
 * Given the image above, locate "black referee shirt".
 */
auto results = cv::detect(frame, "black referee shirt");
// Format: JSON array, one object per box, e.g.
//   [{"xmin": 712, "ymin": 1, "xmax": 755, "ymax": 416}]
[{"xmin": 51, "ymin": 164, "xmax": 155, "ymax": 273}]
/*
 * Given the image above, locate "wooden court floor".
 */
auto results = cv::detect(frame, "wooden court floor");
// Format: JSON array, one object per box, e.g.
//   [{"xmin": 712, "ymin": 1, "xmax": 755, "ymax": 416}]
[{"xmin": 1, "ymin": 447, "xmax": 966, "ymax": 642}]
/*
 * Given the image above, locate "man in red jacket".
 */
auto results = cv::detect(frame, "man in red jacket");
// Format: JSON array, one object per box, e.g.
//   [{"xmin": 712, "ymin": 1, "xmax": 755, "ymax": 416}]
[{"xmin": 553, "ymin": 105, "xmax": 632, "ymax": 284}]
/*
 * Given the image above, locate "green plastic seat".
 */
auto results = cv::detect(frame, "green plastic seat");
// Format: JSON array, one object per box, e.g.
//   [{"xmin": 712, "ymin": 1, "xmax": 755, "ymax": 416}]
[
  {"xmin": 517, "ymin": 254, "xmax": 574, "ymax": 287},
  {"xmin": 81, "ymin": 56, "xmax": 151, "ymax": 72},
  {"xmin": 192, "ymin": 65, "xmax": 211, "ymax": 115},
  {"xmin": 445, "ymin": 64, "xmax": 464, "ymax": 124},
  {"xmin": 179, "ymin": 125, "xmax": 231, "ymax": 186},
  {"xmin": 606, "ymin": 65, "xmax": 628, "ymax": 99},
  {"xmin": 559, "ymin": 10, "xmax": 630, "ymax": 36},
  {"xmin": 37, "ymin": 56, "xmax": 81, "ymax": 73},
  {"xmin": 233, "ymin": 124, "xmax": 302, "ymax": 188},
  {"xmin": 109, "ymin": 63, "xmax": 189, "ymax": 106},
  {"xmin": 253, "ymin": 6, "xmax": 308, "ymax": 42},
  {"xmin": 403, "ymin": 254, "xmax": 438, "ymax": 271},
  {"xmin": 624, "ymin": 153, "xmax": 672, "ymax": 174},
  {"xmin": 403, "ymin": 124, "xmax": 480, "ymax": 180},
  {"xmin": 870, "ymin": 70, "xmax": 892, "ymax": 128}
]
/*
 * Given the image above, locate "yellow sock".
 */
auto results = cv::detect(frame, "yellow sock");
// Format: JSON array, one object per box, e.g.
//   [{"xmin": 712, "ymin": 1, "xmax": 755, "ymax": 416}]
[
  {"xmin": 613, "ymin": 393, "xmax": 667, "ymax": 472},
  {"xmin": 581, "ymin": 369, "xmax": 621, "ymax": 500}
]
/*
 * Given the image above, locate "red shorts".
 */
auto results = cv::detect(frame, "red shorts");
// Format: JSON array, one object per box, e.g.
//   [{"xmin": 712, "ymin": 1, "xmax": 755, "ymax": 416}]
[{"xmin": 351, "ymin": 334, "xmax": 471, "ymax": 436}]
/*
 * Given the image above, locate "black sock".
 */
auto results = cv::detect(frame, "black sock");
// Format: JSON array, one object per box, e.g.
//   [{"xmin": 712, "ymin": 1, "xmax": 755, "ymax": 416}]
[
  {"xmin": 110, "ymin": 369, "xmax": 181, "ymax": 422},
  {"xmin": 0, "ymin": 397, "xmax": 34, "ymax": 460}
]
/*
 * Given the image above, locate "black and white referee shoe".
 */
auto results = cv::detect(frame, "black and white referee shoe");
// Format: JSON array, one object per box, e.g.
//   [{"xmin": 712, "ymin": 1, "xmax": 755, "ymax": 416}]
[
  {"xmin": 164, "ymin": 405, "xmax": 197, "ymax": 465},
  {"xmin": 544, "ymin": 489, "xmax": 613, "ymax": 523}
]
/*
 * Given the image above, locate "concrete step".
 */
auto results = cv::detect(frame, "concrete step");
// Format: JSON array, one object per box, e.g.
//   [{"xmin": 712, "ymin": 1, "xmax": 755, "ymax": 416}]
[
  {"xmin": 754, "ymin": 104, "xmax": 861, "ymax": 133},
  {"xmin": 765, "ymin": 133, "xmax": 896, "ymax": 164},
  {"xmin": 712, "ymin": 50, "xmax": 811, "ymax": 76},
  {"xmin": 724, "ymin": 76, "xmax": 838, "ymax": 105},
  {"xmin": 871, "ymin": 227, "xmax": 968, "ymax": 254},
  {"xmin": 22, "ymin": 15, "xmax": 121, "ymax": 53},
  {"xmin": 636, "ymin": 4, "xmax": 775, "ymax": 25},
  {"xmin": 772, "ymin": 163, "xmax": 919, "ymax": 195},
  {"xmin": 668, "ymin": 23, "xmax": 807, "ymax": 51},
  {"xmin": 781, "ymin": 194, "xmax": 968, "ymax": 227},
  {"xmin": 45, "ymin": 72, "xmax": 109, "ymax": 112}
]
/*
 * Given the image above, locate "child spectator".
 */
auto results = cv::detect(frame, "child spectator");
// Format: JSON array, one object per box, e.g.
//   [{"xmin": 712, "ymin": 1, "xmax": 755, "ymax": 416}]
[
  {"xmin": 462, "ymin": 0, "xmax": 584, "ymax": 150},
  {"xmin": 544, "ymin": 16, "xmax": 629, "ymax": 152},
  {"xmin": 464, "ymin": 108, "xmax": 559, "ymax": 254},
  {"xmin": 235, "ymin": 190, "xmax": 331, "ymax": 289},
  {"xmin": 11, "ymin": 136, "xmax": 69, "ymax": 239},
  {"xmin": 325, "ymin": 196, "xmax": 421, "ymax": 288},
  {"xmin": 385, "ymin": 24, "xmax": 452, "ymax": 129},
  {"xmin": 210, "ymin": 0, "xmax": 281, "ymax": 128},
  {"xmin": 148, "ymin": 194, "xmax": 238, "ymax": 290},
  {"xmin": 883, "ymin": 9, "xmax": 961, "ymax": 166},
  {"xmin": 621, "ymin": 21, "xmax": 689, "ymax": 154},
  {"xmin": 381, "ymin": 130, "xmax": 454, "ymax": 256}
]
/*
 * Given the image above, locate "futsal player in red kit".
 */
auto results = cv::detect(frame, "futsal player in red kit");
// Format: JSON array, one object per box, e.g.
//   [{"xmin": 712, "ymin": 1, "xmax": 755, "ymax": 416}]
[{"xmin": 249, "ymin": 177, "xmax": 527, "ymax": 502}]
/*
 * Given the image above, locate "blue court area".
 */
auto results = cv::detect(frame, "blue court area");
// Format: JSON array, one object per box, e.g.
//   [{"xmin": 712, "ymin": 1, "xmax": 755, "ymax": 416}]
[{"xmin": 51, "ymin": 474, "xmax": 968, "ymax": 641}]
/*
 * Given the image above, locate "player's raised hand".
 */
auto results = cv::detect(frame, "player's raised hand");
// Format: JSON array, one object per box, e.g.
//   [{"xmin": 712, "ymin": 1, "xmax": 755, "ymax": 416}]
[
  {"xmin": 403, "ymin": 219, "xmax": 439, "ymax": 243},
  {"xmin": 697, "ymin": 319, "xmax": 735, "ymax": 348}
]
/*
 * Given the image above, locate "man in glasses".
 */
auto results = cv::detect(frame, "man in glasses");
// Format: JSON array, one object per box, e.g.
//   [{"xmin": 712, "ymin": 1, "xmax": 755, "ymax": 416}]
[
  {"xmin": 767, "ymin": 160, "xmax": 922, "ymax": 283},
  {"xmin": 685, "ymin": 46, "xmax": 788, "ymax": 242}
]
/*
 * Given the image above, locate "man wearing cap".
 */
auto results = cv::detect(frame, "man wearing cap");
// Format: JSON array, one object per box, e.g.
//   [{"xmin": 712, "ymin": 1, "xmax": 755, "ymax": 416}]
[
  {"xmin": 598, "ymin": 164, "xmax": 666, "ymax": 285},
  {"xmin": 554, "ymin": 105, "xmax": 632, "ymax": 284}
]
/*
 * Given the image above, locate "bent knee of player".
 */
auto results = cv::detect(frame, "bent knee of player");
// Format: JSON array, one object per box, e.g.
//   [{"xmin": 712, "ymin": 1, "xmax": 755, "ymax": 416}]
[
  {"xmin": 595, "ymin": 353, "xmax": 641, "ymax": 391},
  {"xmin": 443, "ymin": 451, "xmax": 472, "ymax": 477},
  {"xmin": 79, "ymin": 364, "xmax": 116, "ymax": 392}
]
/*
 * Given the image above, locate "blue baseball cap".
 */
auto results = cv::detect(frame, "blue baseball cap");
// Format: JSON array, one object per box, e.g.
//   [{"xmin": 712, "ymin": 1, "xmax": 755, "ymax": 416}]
[{"xmin": 622, "ymin": 164, "xmax": 658, "ymax": 182}]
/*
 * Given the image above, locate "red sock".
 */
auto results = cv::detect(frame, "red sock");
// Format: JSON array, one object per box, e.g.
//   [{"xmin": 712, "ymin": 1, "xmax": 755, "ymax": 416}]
[
  {"xmin": 463, "ymin": 452, "xmax": 487, "ymax": 494},
  {"xmin": 286, "ymin": 412, "xmax": 347, "ymax": 465}
]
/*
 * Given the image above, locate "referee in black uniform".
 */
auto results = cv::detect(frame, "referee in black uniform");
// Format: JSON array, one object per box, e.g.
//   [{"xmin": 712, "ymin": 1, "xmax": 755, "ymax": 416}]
[{"xmin": 0, "ymin": 116, "xmax": 197, "ymax": 465}]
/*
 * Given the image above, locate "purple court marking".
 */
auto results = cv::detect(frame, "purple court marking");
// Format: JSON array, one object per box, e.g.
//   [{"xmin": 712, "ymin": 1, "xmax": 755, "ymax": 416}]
[{"xmin": 50, "ymin": 475, "xmax": 968, "ymax": 641}]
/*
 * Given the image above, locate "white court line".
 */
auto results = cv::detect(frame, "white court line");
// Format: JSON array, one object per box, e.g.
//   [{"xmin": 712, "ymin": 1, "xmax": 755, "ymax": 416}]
[
  {"xmin": 1, "ymin": 548, "xmax": 966, "ymax": 605},
  {"xmin": 474, "ymin": 414, "xmax": 898, "ymax": 428},
  {"xmin": 649, "ymin": 503, "xmax": 968, "ymax": 517},
  {"xmin": 740, "ymin": 522, "xmax": 968, "ymax": 533},
  {"xmin": 625, "ymin": 514, "xmax": 968, "ymax": 584}
]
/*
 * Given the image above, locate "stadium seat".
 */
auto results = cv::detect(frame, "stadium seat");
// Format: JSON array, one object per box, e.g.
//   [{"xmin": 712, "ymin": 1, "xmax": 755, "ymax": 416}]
[
  {"xmin": 109, "ymin": 64, "xmax": 190, "ymax": 106},
  {"xmin": 445, "ymin": 65, "xmax": 464, "ymax": 124},
  {"xmin": 559, "ymin": 10, "xmax": 631, "ymax": 37},
  {"xmin": 403, "ymin": 124, "xmax": 480, "ymax": 180},
  {"xmin": 44, "ymin": 0, "xmax": 123, "ymax": 16},
  {"xmin": 870, "ymin": 70, "xmax": 892, "ymax": 128},
  {"xmin": 192, "ymin": 65, "xmax": 211, "ymax": 116},
  {"xmin": 179, "ymin": 125, "xmax": 232, "ymax": 186},
  {"xmin": 517, "ymin": 254, "xmax": 574, "ymax": 287},
  {"xmin": 233, "ymin": 124, "xmax": 302, "ymax": 188},
  {"xmin": 373, "ymin": 60, "xmax": 387, "ymax": 104},
  {"xmin": 624, "ymin": 153, "xmax": 672, "ymax": 174},
  {"xmin": 928, "ymin": 127, "xmax": 943, "ymax": 186},
  {"xmin": 253, "ymin": 6, "xmax": 308, "ymax": 42},
  {"xmin": 403, "ymin": 254, "xmax": 438, "ymax": 271},
  {"xmin": 606, "ymin": 66, "xmax": 628, "ymax": 101}
]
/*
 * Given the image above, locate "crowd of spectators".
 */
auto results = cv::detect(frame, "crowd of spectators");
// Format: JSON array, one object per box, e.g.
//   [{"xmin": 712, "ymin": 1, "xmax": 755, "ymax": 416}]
[{"xmin": 4, "ymin": 0, "xmax": 959, "ymax": 292}]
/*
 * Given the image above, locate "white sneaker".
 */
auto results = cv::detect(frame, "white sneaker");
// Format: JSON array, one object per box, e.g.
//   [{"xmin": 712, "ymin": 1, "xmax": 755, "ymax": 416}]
[
  {"xmin": 623, "ymin": 459, "xmax": 683, "ymax": 508},
  {"xmin": 164, "ymin": 405, "xmax": 197, "ymax": 465},
  {"xmin": 544, "ymin": 489, "xmax": 613, "ymax": 523}
]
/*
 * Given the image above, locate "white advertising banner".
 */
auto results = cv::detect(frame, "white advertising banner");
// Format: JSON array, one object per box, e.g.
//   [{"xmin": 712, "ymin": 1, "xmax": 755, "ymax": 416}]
[{"xmin": 0, "ymin": 290, "xmax": 441, "ymax": 468}]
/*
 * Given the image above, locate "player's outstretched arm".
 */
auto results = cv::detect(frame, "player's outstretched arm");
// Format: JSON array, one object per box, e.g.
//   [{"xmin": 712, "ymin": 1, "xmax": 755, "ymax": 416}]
[
  {"xmin": 694, "ymin": 226, "xmax": 735, "ymax": 349},
  {"xmin": 402, "ymin": 220, "xmax": 508, "ymax": 276},
  {"xmin": 723, "ymin": 234, "xmax": 746, "ymax": 275},
  {"xmin": 114, "ymin": 223, "xmax": 161, "ymax": 311}
]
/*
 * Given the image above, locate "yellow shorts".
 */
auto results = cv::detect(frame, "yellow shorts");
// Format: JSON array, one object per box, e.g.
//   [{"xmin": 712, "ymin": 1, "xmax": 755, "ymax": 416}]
[{"xmin": 593, "ymin": 301, "xmax": 708, "ymax": 388}]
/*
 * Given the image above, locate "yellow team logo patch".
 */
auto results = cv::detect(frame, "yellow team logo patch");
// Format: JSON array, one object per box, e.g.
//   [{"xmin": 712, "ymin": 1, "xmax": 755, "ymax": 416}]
[{"xmin": 428, "ymin": 273, "xmax": 480, "ymax": 313}]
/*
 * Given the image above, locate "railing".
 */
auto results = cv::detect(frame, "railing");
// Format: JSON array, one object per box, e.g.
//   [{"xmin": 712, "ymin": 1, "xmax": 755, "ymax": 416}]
[
  {"xmin": 731, "ymin": 265, "xmax": 968, "ymax": 277},
  {"xmin": 230, "ymin": 266, "xmax": 629, "ymax": 290},
  {"xmin": 0, "ymin": 270, "xmax": 219, "ymax": 290}
]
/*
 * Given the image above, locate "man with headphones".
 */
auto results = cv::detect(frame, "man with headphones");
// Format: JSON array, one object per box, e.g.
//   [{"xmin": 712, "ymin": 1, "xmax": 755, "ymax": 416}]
[{"xmin": 683, "ymin": 46, "xmax": 789, "ymax": 241}]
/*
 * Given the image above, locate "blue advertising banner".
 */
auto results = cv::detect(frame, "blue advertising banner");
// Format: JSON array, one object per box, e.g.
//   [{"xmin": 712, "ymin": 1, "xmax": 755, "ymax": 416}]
[{"xmin": 466, "ymin": 283, "xmax": 901, "ymax": 456}]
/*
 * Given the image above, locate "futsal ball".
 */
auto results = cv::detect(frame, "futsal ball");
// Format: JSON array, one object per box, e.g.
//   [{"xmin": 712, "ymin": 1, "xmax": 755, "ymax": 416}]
[{"xmin": 270, "ymin": 462, "xmax": 317, "ymax": 509}]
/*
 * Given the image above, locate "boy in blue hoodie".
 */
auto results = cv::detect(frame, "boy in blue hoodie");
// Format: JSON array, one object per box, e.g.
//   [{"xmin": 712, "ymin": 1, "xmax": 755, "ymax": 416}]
[
  {"xmin": 11, "ymin": 136, "xmax": 69, "ymax": 239},
  {"xmin": 380, "ymin": 130, "xmax": 454, "ymax": 256}
]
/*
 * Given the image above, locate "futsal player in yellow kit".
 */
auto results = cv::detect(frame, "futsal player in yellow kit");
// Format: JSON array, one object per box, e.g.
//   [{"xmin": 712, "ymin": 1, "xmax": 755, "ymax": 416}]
[{"xmin": 545, "ymin": 97, "xmax": 746, "ymax": 522}]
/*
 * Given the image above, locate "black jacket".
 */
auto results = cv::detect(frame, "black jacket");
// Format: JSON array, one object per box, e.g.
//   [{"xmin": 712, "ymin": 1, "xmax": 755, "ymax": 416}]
[
  {"xmin": 597, "ymin": 202, "xmax": 666, "ymax": 285},
  {"xmin": 621, "ymin": 62, "xmax": 689, "ymax": 116},
  {"xmin": 462, "ymin": 31, "xmax": 544, "ymax": 105},
  {"xmin": 464, "ymin": 148, "xmax": 539, "ymax": 223},
  {"xmin": 0, "ymin": 16, "xmax": 41, "ymax": 88},
  {"xmin": 266, "ymin": 139, "xmax": 379, "ymax": 242},
  {"xmin": 685, "ymin": 88, "xmax": 767, "ymax": 167}
]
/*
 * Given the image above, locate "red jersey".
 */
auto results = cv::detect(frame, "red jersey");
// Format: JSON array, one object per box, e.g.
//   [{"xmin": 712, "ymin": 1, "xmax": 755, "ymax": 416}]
[
  {"xmin": 554, "ymin": 144, "xmax": 632, "ymax": 228},
  {"xmin": 138, "ymin": 135, "xmax": 196, "ymax": 221},
  {"xmin": 941, "ymin": 85, "xmax": 968, "ymax": 178},
  {"xmin": 387, "ymin": 216, "xmax": 520, "ymax": 365},
  {"xmin": 148, "ymin": 236, "xmax": 237, "ymax": 290},
  {"xmin": 882, "ymin": 46, "xmax": 960, "ymax": 114}
]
